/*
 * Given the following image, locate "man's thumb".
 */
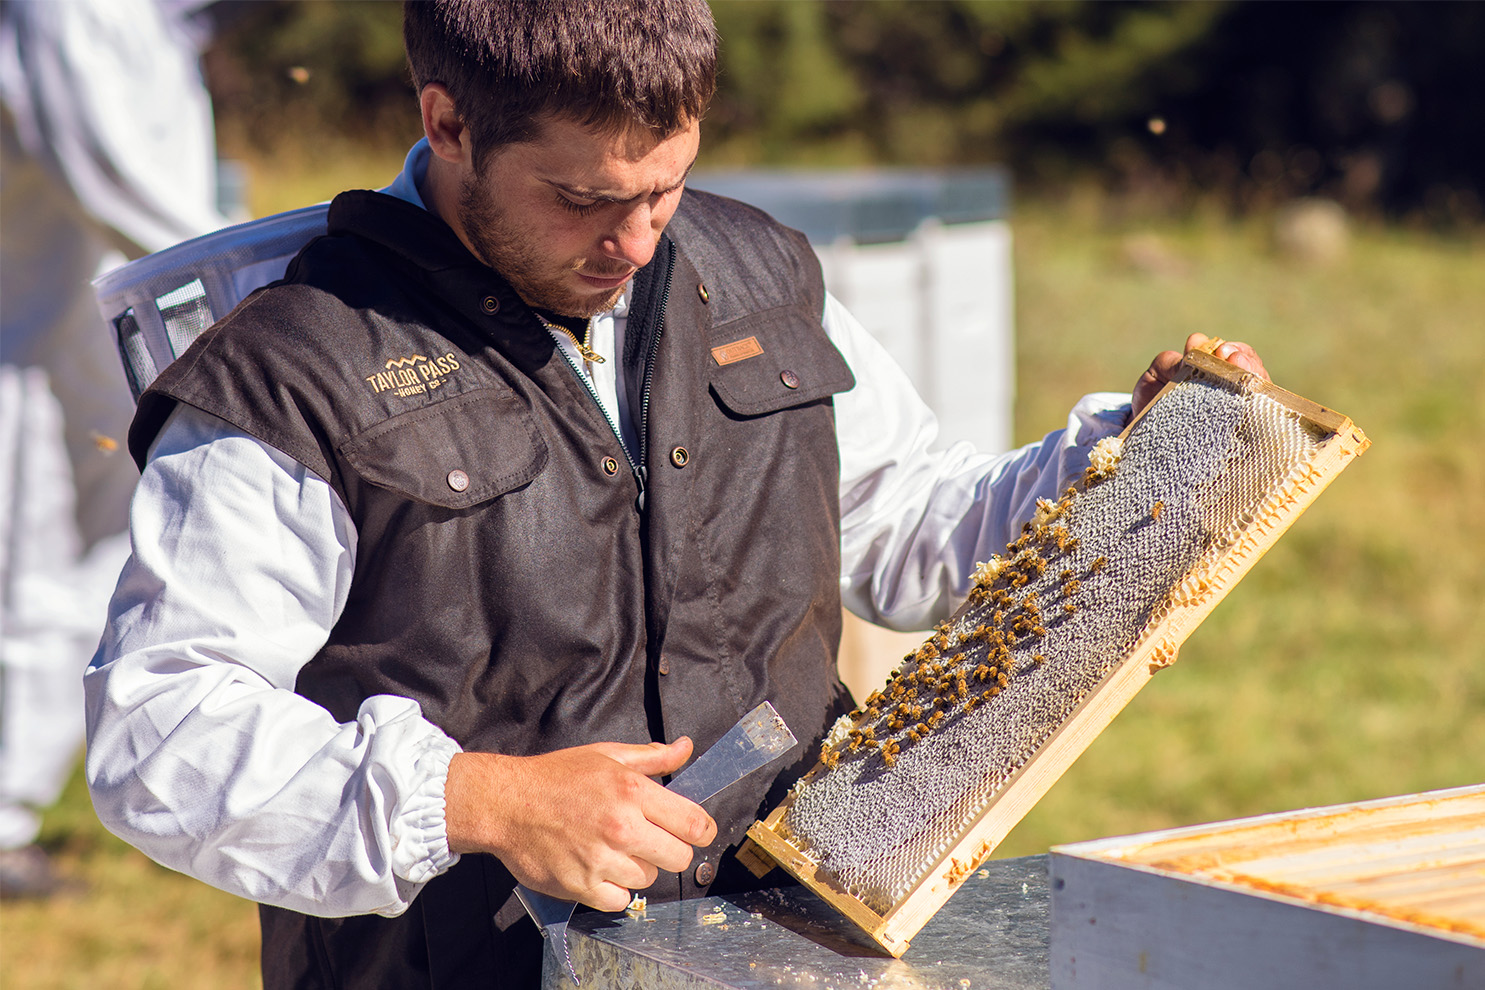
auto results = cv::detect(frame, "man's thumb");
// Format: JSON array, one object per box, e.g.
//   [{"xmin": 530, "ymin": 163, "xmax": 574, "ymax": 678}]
[{"xmin": 608, "ymin": 737, "xmax": 694, "ymax": 777}]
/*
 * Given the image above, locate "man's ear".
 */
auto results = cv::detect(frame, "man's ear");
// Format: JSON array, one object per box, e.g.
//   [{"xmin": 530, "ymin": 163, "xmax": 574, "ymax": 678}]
[{"xmin": 421, "ymin": 83, "xmax": 470, "ymax": 165}]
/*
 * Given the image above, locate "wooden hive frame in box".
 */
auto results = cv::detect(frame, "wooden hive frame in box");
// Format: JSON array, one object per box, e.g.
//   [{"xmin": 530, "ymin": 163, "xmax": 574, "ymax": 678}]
[
  {"xmin": 740, "ymin": 345, "xmax": 1371, "ymax": 956},
  {"xmin": 1048, "ymin": 784, "xmax": 1485, "ymax": 988}
]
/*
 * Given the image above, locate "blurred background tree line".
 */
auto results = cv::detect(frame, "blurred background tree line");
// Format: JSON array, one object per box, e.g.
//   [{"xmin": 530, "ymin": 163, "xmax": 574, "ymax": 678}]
[{"xmin": 204, "ymin": 0, "xmax": 1484, "ymax": 225}]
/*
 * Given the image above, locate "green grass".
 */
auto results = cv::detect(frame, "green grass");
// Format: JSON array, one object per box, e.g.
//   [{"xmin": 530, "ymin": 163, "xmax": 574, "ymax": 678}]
[{"xmin": 3, "ymin": 178, "xmax": 1481, "ymax": 986}]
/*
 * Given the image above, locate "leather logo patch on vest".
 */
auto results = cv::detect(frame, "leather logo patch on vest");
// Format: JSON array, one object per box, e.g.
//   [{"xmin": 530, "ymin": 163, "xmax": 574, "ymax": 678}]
[
  {"xmin": 364, "ymin": 352, "xmax": 463, "ymax": 398},
  {"xmin": 711, "ymin": 336, "xmax": 764, "ymax": 366}
]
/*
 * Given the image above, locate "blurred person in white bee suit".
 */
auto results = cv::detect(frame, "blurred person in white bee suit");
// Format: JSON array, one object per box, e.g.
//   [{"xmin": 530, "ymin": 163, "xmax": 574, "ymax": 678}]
[{"xmin": 0, "ymin": 0, "xmax": 226, "ymax": 898}]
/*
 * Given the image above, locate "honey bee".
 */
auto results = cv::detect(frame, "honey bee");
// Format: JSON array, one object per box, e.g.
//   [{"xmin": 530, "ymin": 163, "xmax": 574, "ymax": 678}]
[
  {"xmin": 997, "ymin": 672, "xmax": 1009, "ymax": 687},
  {"xmin": 1064, "ymin": 486, "xmax": 1078, "ymax": 500},
  {"xmin": 964, "ymin": 696, "xmax": 981, "ymax": 712},
  {"xmin": 1033, "ymin": 653, "xmax": 1047, "ymax": 665},
  {"xmin": 847, "ymin": 736, "xmax": 863, "ymax": 753},
  {"xmin": 1022, "ymin": 592, "xmax": 1039, "ymax": 609},
  {"xmin": 1090, "ymin": 556, "xmax": 1108, "ymax": 573},
  {"xmin": 1064, "ymin": 602, "xmax": 1078, "ymax": 614},
  {"xmin": 1032, "ymin": 624, "xmax": 1047, "ymax": 637},
  {"xmin": 1060, "ymin": 569, "xmax": 1074, "ymax": 582},
  {"xmin": 905, "ymin": 727, "xmax": 922, "ymax": 743},
  {"xmin": 888, "ymin": 718, "xmax": 904, "ymax": 731},
  {"xmin": 882, "ymin": 751, "xmax": 897, "ymax": 768},
  {"xmin": 861, "ymin": 726, "xmax": 875, "ymax": 740},
  {"xmin": 927, "ymin": 711, "xmax": 945, "ymax": 729},
  {"xmin": 1151, "ymin": 500, "xmax": 1165, "ymax": 521},
  {"xmin": 986, "ymin": 687, "xmax": 1001, "ymax": 698},
  {"xmin": 974, "ymin": 664, "xmax": 991, "ymax": 682},
  {"xmin": 1062, "ymin": 579, "xmax": 1082, "ymax": 596},
  {"xmin": 822, "ymin": 750, "xmax": 840, "ymax": 768},
  {"xmin": 915, "ymin": 722, "xmax": 930, "ymax": 736}
]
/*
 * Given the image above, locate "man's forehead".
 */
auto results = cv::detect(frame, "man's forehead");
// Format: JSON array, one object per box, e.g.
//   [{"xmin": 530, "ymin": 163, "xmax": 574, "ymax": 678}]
[{"xmin": 510, "ymin": 114, "xmax": 700, "ymax": 192}]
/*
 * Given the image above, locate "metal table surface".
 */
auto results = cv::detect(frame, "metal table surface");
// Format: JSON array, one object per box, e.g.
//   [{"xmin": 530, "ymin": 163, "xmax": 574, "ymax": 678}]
[{"xmin": 542, "ymin": 854, "xmax": 1050, "ymax": 990}]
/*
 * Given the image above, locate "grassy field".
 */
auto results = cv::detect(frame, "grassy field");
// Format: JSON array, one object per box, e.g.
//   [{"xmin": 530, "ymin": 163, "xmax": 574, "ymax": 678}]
[{"xmin": 2, "ymin": 174, "xmax": 1481, "ymax": 985}]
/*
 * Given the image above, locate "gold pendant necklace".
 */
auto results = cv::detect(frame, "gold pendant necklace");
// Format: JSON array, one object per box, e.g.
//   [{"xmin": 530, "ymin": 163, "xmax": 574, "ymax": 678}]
[{"xmin": 538, "ymin": 315, "xmax": 605, "ymax": 365}]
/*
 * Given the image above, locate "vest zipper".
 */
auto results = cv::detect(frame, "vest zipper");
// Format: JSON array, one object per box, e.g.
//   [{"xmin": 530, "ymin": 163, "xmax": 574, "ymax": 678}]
[
  {"xmin": 547, "ymin": 329, "xmax": 639, "ymax": 490},
  {"xmin": 634, "ymin": 254, "xmax": 675, "ymax": 512}
]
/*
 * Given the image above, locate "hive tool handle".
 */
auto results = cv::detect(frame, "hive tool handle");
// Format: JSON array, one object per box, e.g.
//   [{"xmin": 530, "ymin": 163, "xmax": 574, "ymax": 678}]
[{"xmin": 516, "ymin": 701, "xmax": 797, "ymax": 985}]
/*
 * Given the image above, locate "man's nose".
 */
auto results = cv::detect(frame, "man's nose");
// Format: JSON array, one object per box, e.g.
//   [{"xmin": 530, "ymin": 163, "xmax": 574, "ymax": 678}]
[{"xmin": 601, "ymin": 203, "xmax": 662, "ymax": 269}]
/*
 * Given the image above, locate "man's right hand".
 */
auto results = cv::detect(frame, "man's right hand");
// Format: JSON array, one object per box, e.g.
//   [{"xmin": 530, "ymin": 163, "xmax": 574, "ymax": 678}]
[{"xmin": 443, "ymin": 738, "xmax": 717, "ymax": 912}]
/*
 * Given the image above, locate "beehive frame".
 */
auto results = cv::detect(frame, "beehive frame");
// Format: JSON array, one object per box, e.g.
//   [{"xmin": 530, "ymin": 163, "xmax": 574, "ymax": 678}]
[{"xmin": 741, "ymin": 348, "xmax": 1371, "ymax": 956}]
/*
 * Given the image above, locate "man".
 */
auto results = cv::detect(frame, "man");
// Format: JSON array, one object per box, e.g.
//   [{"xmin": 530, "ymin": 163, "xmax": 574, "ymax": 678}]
[{"xmin": 84, "ymin": 2, "xmax": 1266, "ymax": 987}]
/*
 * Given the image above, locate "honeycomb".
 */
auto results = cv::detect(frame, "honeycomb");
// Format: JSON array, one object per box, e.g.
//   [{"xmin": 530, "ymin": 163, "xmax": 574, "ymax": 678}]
[{"xmin": 777, "ymin": 370, "xmax": 1328, "ymax": 915}]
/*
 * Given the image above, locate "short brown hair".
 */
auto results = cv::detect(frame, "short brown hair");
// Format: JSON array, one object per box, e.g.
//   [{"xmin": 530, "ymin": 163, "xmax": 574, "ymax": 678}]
[{"xmin": 404, "ymin": 0, "xmax": 717, "ymax": 171}]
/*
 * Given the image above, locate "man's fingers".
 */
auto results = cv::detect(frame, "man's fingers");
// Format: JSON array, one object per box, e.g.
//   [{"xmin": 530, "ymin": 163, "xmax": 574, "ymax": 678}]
[
  {"xmin": 585, "ymin": 880, "xmax": 637, "ymax": 913},
  {"xmin": 1212, "ymin": 340, "xmax": 1269, "ymax": 380}
]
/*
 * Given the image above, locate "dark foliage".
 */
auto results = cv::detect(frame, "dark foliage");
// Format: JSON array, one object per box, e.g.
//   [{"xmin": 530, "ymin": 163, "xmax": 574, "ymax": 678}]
[{"xmin": 203, "ymin": 0, "xmax": 1484, "ymax": 218}]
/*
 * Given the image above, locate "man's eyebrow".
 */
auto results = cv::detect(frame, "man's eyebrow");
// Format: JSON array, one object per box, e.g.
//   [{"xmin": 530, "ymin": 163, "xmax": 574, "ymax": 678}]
[{"xmin": 549, "ymin": 158, "xmax": 697, "ymax": 203}]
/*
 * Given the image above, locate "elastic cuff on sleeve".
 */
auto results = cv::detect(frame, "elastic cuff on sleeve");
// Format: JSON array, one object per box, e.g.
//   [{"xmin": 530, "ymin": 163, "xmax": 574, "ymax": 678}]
[{"xmin": 390, "ymin": 730, "xmax": 462, "ymax": 885}]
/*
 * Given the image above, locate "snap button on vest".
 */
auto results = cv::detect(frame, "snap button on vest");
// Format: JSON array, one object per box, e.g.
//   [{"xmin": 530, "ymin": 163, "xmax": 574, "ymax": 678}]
[
  {"xmin": 694, "ymin": 861, "xmax": 715, "ymax": 885},
  {"xmin": 601, "ymin": 456, "xmax": 619, "ymax": 476},
  {"xmin": 657, "ymin": 656, "xmax": 670, "ymax": 675},
  {"xmin": 670, "ymin": 446, "xmax": 690, "ymax": 468},
  {"xmin": 446, "ymin": 469, "xmax": 470, "ymax": 492},
  {"xmin": 697, "ymin": 282, "xmax": 709, "ymax": 303},
  {"xmin": 780, "ymin": 369, "xmax": 801, "ymax": 389},
  {"xmin": 480, "ymin": 295, "xmax": 499, "ymax": 314}
]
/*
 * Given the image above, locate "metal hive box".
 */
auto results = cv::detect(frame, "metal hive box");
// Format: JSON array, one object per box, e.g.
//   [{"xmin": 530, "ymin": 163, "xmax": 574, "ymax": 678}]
[
  {"xmin": 741, "ymin": 346, "xmax": 1371, "ymax": 955},
  {"xmin": 1049, "ymin": 784, "xmax": 1485, "ymax": 989}
]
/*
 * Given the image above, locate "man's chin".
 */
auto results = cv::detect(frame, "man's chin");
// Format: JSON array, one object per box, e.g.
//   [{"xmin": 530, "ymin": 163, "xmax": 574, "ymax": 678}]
[{"xmin": 538, "ymin": 283, "xmax": 628, "ymax": 319}]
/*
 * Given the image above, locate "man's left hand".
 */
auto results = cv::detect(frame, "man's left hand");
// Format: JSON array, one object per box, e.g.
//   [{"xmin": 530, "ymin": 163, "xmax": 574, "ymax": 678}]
[{"xmin": 1131, "ymin": 332, "xmax": 1269, "ymax": 416}]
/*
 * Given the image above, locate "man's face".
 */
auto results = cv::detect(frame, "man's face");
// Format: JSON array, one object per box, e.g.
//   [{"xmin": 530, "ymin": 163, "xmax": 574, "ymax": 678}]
[{"xmin": 457, "ymin": 114, "xmax": 701, "ymax": 318}]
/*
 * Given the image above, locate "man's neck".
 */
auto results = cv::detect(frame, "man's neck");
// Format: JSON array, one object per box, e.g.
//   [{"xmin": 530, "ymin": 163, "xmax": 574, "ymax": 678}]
[{"xmin": 421, "ymin": 154, "xmax": 477, "ymax": 260}]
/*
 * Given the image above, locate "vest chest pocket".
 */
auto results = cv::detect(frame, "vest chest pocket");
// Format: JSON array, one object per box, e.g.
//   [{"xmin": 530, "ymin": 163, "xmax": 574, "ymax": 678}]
[
  {"xmin": 339, "ymin": 387, "xmax": 548, "ymax": 508},
  {"xmin": 707, "ymin": 306, "xmax": 856, "ymax": 417}
]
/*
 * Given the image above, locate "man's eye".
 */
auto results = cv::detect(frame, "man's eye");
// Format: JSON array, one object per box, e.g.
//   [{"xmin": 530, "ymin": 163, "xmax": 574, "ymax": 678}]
[{"xmin": 557, "ymin": 195, "xmax": 601, "ymax": 217}]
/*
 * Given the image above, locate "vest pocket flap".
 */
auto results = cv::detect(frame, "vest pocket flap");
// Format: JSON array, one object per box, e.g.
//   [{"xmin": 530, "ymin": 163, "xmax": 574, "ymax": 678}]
[
  {"xmin": 340, "ymin": 388, "xmax": 547, "ymax": 508},
  {"xmin": 707, "ymin": 308, "xmax": 856, "ymax": 417}
]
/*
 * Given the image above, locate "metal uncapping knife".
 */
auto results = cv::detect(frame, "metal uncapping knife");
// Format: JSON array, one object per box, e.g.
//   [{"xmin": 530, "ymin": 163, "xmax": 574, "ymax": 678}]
[{"xmin": 514, "ymin": 700, "xmax": 797, "ymax": 985}]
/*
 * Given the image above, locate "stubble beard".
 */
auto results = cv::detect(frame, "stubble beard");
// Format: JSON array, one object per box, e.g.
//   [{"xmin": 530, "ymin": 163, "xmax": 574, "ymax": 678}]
[{"xmin": 458, "ymin": 174, "xmax": 627, "ymax": 318}]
